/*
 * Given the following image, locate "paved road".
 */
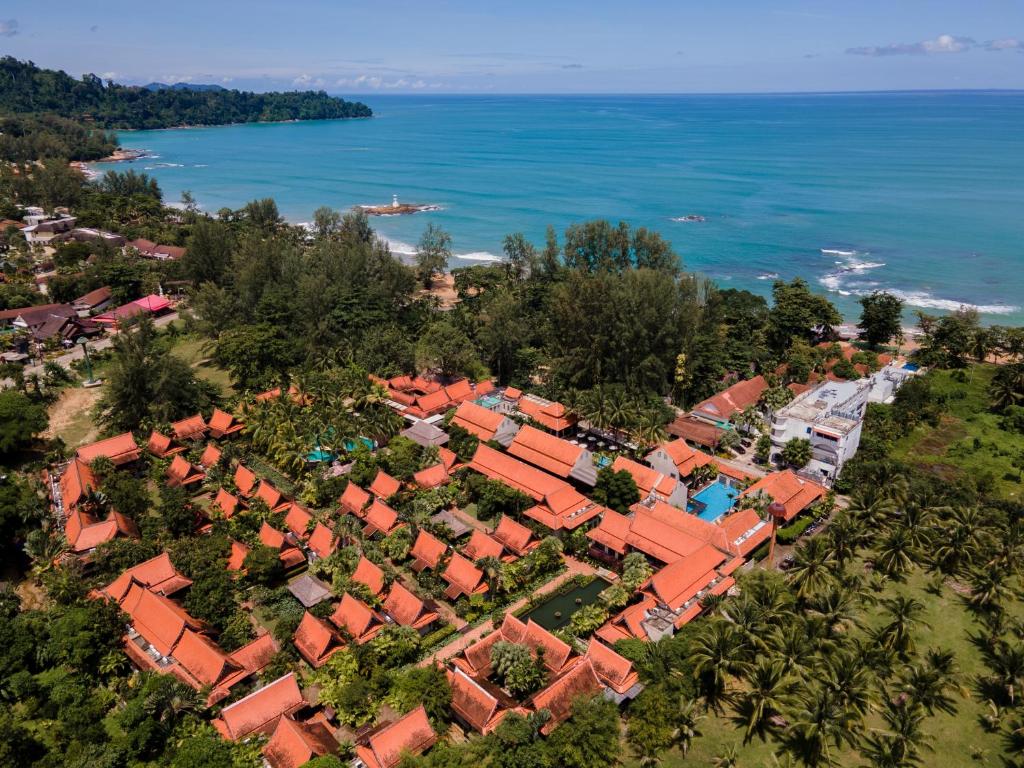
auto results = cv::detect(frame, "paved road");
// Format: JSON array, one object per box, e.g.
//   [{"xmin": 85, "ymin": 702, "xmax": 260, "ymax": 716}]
[{"xmin": 1, "ymin": 311, "xmax": 179, "ymax": 387}]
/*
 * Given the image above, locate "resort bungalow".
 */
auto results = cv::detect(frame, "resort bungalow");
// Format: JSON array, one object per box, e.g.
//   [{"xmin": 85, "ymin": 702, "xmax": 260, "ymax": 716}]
[
  {"xmin": 166, "ymin": 455, "xmax": 205, "ymax": 487},
  {"xmin": 213, "ymin": 673, "xmax": 306, "ymax": 740},
  {"xmin": 450, "ymin": 400, "xmax": 520, "ymax": 447},
  {"xmin": 330, "ymin": 593, "xmax": 384, "ymax": 644},
  {"xmin": 129, "ymin": 238, "xmax": 187, "ymax": 260},
  {"xmin": 263, "ymin": 715, "xmax": 339, "ymax": 768},
  {"xmin": 369, "ymin": 469, "xmax": 401, "ymax": 500},
  {"xmin": 448, "ymin": 666, "xmax": 523, "ymax": 734},
  {"xmin": 462, "ymin": 529, "xmax": 508, "ymax": 563},
  {"xmin": 146, "ymin": 429, "xmax": 184, "ymax": 458},
  {"xmin": 353, "ymin": 705, "xmax": 437, "ymax": 768},
  {"xmin": 382, "ymin": 582, "xmax": 440, "ymax": 634},
  {"xmin": 507, "ymin": 425, "xmax": 598, "ymax": 486},
  {"xmin": 611, "ymin": 455, "xmax": 687, "ymax": 509},
  {"xmin": 740, "ymin": 469, "xmax": 827, "ymax": 523},
  {"xmin": 214, "ymin": 488, "xmax": 240, "ymax": 519},
  {"xmin": 361, "ymin": 500, "xmax": 404, "ymax": 538},
  {"xmin": 645, "ymin": 439, "xmax": 717, "ymax": 481},
  {"xmin": 258, "ymin": 522, "xmax": 307, "ymax": 569},
  {"xmin": 198, "ymin": 442, "xmax": 222, "ymax": 469},
  {"xmin": 491, "ymin": 515, "xmax": 538, "ymax": 557},
  {"xmin": 283, "ymin": 503, "xmax": 313, "ymax": 540},
  {"xmin": 409, "ymin": 530, "xmax": 448, "ymax": 572},
  {"xmin": 171, "ymin": 413, "xmax": 208, "ymax": 442},
  {"xmin": 339, "ymin": 483, "xmax": 371, "ymax": 518},
  {"xmin": 442, "ymin": 553, "xmax": 488, "ymax": 600},
  {"xmin": 690, "ymin": 375, "xmax": 768, "ymax": 428},
  {"xmin": 233, "ymin": 464, "xmax": 258, "ymax": 497},
  {"xmin": 514, "ymin": 394, "xmax": 577, "ymax": 435},
  {"xmin": 306, "ymin": 523, "xmax": 338, "ymax": 559},
  {"xmin": 76, "ymin": 432, "xmax": 141, "ymax": 466},
  {"xmin": 412, "ymin": 461, "xmax": 450, "ymax": 489},
  {"xmin": 400, "ymin": 419, "xmax": 450, "ymax": 448},
  {"xmin": 208, "ymin": 407, "xmax": 244, "ymax": 438},
  {"xmin": 350, "ymin": 555, "xmax": 386, "ymax": 597},
  {"xmin": 293, "ymin": 611, "xmax": 344, "ymax": 668},
  {"xmin": 254, "ymin": 480, "xmax": 292, "ymax": 513}
]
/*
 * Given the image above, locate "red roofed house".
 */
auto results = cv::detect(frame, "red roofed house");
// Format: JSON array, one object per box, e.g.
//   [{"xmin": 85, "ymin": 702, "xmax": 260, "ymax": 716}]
[
  {"xmin": 263, "ymin": 715, "xmax": 339, "ymax": 768},
  {"xmin": 351, "ymin": 555, "xmax": 386, "ymax": 597},
  {"xmin": 100, "ymin": 552, "xmax": 192, "ymax": 601},
  {"xmin": 369, "ymin": 469, "xmax": 401, "ymax": 500},
  {"xmin": 293, "ymin": 611, "xmax": 344, "ymax": 668},
  {"xmin": 409, "ymin": 530, "xmax": 447, "ymax": 572},
  {"xmin": 339, "ymin": 483, "xmax": 371, "ymax": 518},
  {"xmin": 213, "ymin": 673, "xmax": 306, "ymax": 740},
  {"xmin": 57, "ymin": 457, "xmax": 96, "ymax": 511},
  {"xmin": 413, "ymin": 462, "xmax": 449, "ymax": 489},
  {"xmin": 283, "ymin": 503, "xmax": 313, "ymax": 540},
  {"xmin": 208, "ymin": 407, "xmax": 244, "ymax": 438},
  {"xmin": 515, "ymin": 394, "xmax": 577, "ymax": 435},
  {"xmin": 382, "ymin": 582, "xmax": 439, "ymax": 633},
  {"xmin": 492, "ymin": 515, "xmax": 538, "ymax": 557},
  {"xmin": 199, "ymin": 442, "xmax": 222, "ymax": 469},
  {"xmin": 353, "ymin": 705, "xmax": 436, "ymax": 768},
  {"xmin": 740, "ymin": 469, "xmax": 827, "ymax": 522},
  {"xmin": 646, "ymin": 439, "xmax": 717, "ymax": 480},
  {"xmin": 523, "ymin": 486, "xmax": 604, "ymax": 532},
  {"xmin": 227, "ymin": 540, "xmax": 249, "ymax": 572},
  {"xmin": 171, "ymin": 414, "xmax": 208, "ymax": 442},
  {"xmin": 611, "ymin": 455, "xmax": 687, "ymax": 509},
  {"xmin": 462, "ymin": 529, "xmax": 506, "ymax": 562},
  {"xmin": 330, "ymin": 593, "xmax": 384, "ymax": 644},
  {"xmin": 507, "ymin": 425, "xmax": 597, "ymax": 486},
  {"xmin": 442, "ymin": 553, "xmax": 488, "ymax": 600},
  {"xmin": 362, "ymin": 500, "xmax": 404, "ymax": 538},
  {"xmin": 691, "ymin": 375, "xmax": 768, "ymax": 427},
  {"xmin": 584, "ymin": 638, "xmax": 643, "ymax": 703},
  {"xmin": 469, "ymin": 443, "xmax": 574, "ymax": 503},
  {"xmin": 718, "ymin": 507, "xmax": 771, "ymax": 557},
  {"xmin": 234, "ymin": 464, "xmax": 258, "ymax": 497},
  {"xmin": 529, "ymin": 658, "xmax": 603, "ymax": 734},
  {"xmin": 255, "ymin": 480, "xmax": 291, "ymax": 513},
  {"xmin": 76, "ymin": 432, "xmax": 140, "ymax": 466},
  {"xmin": 166, "ymin": 455, "xmax": 205, "ymax": 487},
  {"xmin": 448, "ymin": 666, "xmax": 518, "ymax": 734},
  {"xmin": 214, "ymin": 488, "xmax": 240, "ymax": 519},
  {"xmin": 450, "ymin": 400, "xmax": 520, "ymax": 447},
  {"xmin": 259, "ymin": 522, "xmax": 307, "ymax": 570},
  {"xmin": 147, "ymin": 430, "xmax": 185, "ymax": 458},
  {"xmin": 458, "ymin": 615, "xmax": 574, "ymax": 680},
  {"xmin": 306, "ymin": 523, "xmax": 338, "ymax": 560}
]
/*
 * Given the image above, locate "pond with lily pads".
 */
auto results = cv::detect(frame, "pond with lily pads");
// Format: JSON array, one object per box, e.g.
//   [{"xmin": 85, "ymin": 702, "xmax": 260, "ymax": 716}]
[{"xmin": 521, "ymin": 577, "xmax": 611, "ymax": 631}]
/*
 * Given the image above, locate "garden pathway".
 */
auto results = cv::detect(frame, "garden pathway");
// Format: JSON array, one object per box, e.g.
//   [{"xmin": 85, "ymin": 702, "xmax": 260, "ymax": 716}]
[{"xmin": 417, "ymin": 555, "xmax": 597, "ymax": 668}]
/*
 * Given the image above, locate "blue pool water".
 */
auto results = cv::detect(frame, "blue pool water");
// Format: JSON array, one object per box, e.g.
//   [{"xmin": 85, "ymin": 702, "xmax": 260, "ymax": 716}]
[
  {"xmin": 306, "ymin": 448, "xmax": 335, "ymax": 463},
  {"xmin": 689, "ymin": 481, "xmax": 740, "ymax": 522},
  {"xmin": 476, "ymin": 395, "xmax": 501, "ymax": 409}
]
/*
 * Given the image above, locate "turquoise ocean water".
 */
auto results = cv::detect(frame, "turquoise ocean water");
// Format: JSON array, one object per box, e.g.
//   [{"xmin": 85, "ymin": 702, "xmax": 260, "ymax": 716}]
[{"xmin": 106, "ymin": 93, "xmax": 1024, "ymax": 323}]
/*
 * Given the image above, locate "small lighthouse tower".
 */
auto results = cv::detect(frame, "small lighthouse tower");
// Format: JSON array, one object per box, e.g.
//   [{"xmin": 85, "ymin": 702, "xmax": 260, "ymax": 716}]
[{"xmin": 392, "ymin": 194, "xmax": 399, "ymax": 209}]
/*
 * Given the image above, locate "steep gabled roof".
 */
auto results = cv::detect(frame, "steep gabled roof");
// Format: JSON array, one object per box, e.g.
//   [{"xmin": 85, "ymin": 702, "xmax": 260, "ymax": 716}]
[
  {"xmin": 263, "ymin": 716, "xmax": 338, "ymax": 768},
  {"xmin": 354, "ymin": 705, "xmax": 436, "ymax": 768},
  {"xmin": 741, "ymin": 470, "xmax": 827, "ymax": 522},
  {"xmin": 442, "ymin": 553, "xmax": 486, "ymax": 598},
  {"xmin": 208, "ymin": 408, "xmax": 244, "ymax": 438},
  {"xmin": 66, "ymin": 509, "xmax": 139, "ymax": 552},
  {"xmin": 214, "ymin": 488, "xmax": 240, "ymax": 518},
  {"xmin": 77, "ymin": 432, "xmax": 140, "ymax": 465},
  {"xmin": 508, "ymin": 425, "xmax": 584, "ymax": 479},
  {"xmin": 492, "ymin": 515, "xmax": 535, "ymax": 556},
  {"xmin": 469, "ymin": 444, "xmax": 569, "ymax": 501},
  {"xmin": 213, "ymin": 673, "xmax": 305, "ymax": 741},
  {"xmin": 531, "ymin": 659, "xmax": 602, "ymax": 734},
  {"xmin": 692, "ymin": 375, "xmax": 768, "ymax": 422},
  {"xmin": 611, "ymin": 456, "xmax": 679, "ymax": 500},
  {"xmin": 719, "ymin": 507, "xmax": 770, "ymax": 557},
  {"xmin": 120, "ymin": 582, "xmax": 201, "ymax": 657},
  {"xmin": 585, "ymin": 638, "xmax": 640, "ymax": 695},
  {"xmin": 369, "ymin": 470, "xmax": 401, "ymax": 500},
  {"xmin": 648, "ymin": 544, "xmax": 727, "ymax": 610},
  {"xmin": 173, "ymin": 628, "xmax": 241, "ymax": 687},
  {"xmin": 351, "ymin": 556, "xmax": 386, "ymax": 596},
  {"xmin": 363, "ymin": 500, "xmax": 401, "ymax": 537},
  {"xmin": 330, "ymin": 593, "xmax": 383, "ymax": 642},
  {"xmin": 307, "ymin": 523, "xmax": 337, "ymax": 559},
  {"xmin": 293, "ymin": 611, "xmax": 344, "ymax": 668},
  {"xmin": 653, "ymin": 439, "xmax": 715, "ymax": 477},
  {"xmin": 167, "ymin": 454, "xmax": 204, "ymax": 486},
  {"xmin": 147, "ymin": 430, "xmax": 182, "ymax": 458},
  {"xmin": 451, "ymin": 400, "xmax": 506, "ymax": 441},
  {"xmin": 410, "ymin": 530, "xmax": 447, "ymax": 571},
  {"xmin": 199, "ymin": 442, "xmax": 223, "ymax": 468},
  {"xmin": 234, "ymin": 464, "xmax": 257, "ymax": 496},
  {"xmin": 413, "ymin": 462, "xmax": 449, "ymax": 489},
  {"xmin": 171, "ymin": 414, "xmax": 207, "ymax": 441},
  {"xmin": 59, "ymin": 457, "xmax": 96, "ymax": 510},
  {"xmin": 256, "ymin": 480, "xmax": 286, "ymax": 511},
  {"xmin": 516, "ymin": 396, "xmax": 576, "ymax": 432},
  {"xmin": 283, "ymin": 503, "xmax": 313, "ymax": 539},
  {"xmin": 103, "ymin": 552, "xmax": 191, "ymax": 601},
  {"xmin": 462, "ymin": 530, "xmax": 505, "ymax": 562},
  {"xmin": 382, "ymin": 582, "xmax": 438, "ymax": 630},
  {"xmin": 227, "ymin": 540, "xmax": 249, "ymax": 571},
  {"xmin": 339, "ymin": 483, "xmax": 371, "ymax": 516},
  {"xmin": 449, "ymin": 667, "xmax": 509, "ymax": 734}
]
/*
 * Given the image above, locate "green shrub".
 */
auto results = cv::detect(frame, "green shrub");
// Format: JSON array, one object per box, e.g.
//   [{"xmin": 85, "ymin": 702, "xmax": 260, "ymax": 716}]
[{"xmin": 776, "ymin": 516, "xmax": 812, "ymax": 545}]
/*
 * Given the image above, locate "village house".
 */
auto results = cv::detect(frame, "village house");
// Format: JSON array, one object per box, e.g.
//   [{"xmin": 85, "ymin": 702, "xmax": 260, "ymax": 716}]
[
  {"xmin": 213, "ymin": 673, "xmax": 307, "ymax": 740},
  {"xmin": 352, "ymin": 705, "xmax": 437, "ymax": 768},
  {"xmin": 610, "ymin": 455, "xmax": 688, "ymax": 509},
  {"xmin": 740, "ymin": 469, "xmax": 828, "ymax": 523},
  {"xmin": 507, "ymin": 424, "xmax": 598, "ymax": 486},
  {"xmin": 129, "ymin": 238, "xmax": 187, "ymax": 260},
  {"xmin": 76, "ymin": 432, "xmax": 141, "ymax": 466},
  {"xmin": 72, "ymin": 285, "xmax": 113, "ymax": 316},
  {"xmin": 450, "ymin": 400, "xmax": 520, "ymax": 447},
  {"xmin": 262, "ymin": 714, "xmax": 340, "ymax": 768}
]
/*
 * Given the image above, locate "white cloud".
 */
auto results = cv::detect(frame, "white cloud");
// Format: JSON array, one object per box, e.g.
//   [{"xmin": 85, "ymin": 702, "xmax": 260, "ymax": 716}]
[
  {"xmin": 99, "ymin": 71, "xmax": 119, "ymax": 81},
  {"xmin": 0, "ymin": 19, "xmax": 18, "ymax": 37},
  {"xmin": 984, "ymin": 38, "xmax": 1024, "ymax": 52},
  {"xmin": 847, "ymin": 34, "xmax": 975, "ymax": 57},
  {"xmin": 292, "ymin": 73, "xmax": 326, "ymax": 88}
]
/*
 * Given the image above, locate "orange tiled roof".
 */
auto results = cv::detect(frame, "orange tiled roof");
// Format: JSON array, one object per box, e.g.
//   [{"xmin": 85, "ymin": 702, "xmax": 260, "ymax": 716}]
[
  {"xmin": 369, "ymin": 470, "xmax": 401, "ymax": 500},
  {"xmin": 147, "ymin": 430, "xmax": 183, "ymax": 458},
  {"xmin": 283, "ymin": 503, "xmax": 313, "ymax": 539},
  {"xmin": 227, "ymin": 540, "xmax": 249, "ymax": 571},
  {"xmin": 383, "ymin": 582, "xmax": 438, "ymax": 630},
  {"xmin": 531, "ymin": 659, "xmax": 602, "ymax": 734},
  {"xmin": 307, "ymin": 523, "xmax": 337, "ymax": 559},
  {"xmin": 469, "ymin": 444, "xmax": 569, "ymax": 501},
  {"xmin": 451, "ymin": 400, "xmax": 506, "ymax": 441},
  {"xmin": 171, "ymin": 414, "xmax": 207, "ymax": 441},
  {"xmin": 463, "ymin": 530, "xmax": 505, "ymax": 562},
  {"xmin": 692, "ymin": 375, "xmax": 768, "ymax": 423},
  {"xmin": 259, "ymin": 521, "xmax": 287, "ymax": 550},
  {"xmin": 213, "ymin": 673, "xmax": 305, "ymax": 741},
  {"xmin": 102, "ymin": 552, "xmax": 191, "ymax": 601},
  {"xmin": 77, "ymin": 432, "xmax": 140, "ymax": 465},
  {"xmin": 503, "ymin": 386, "xmax": 522, "ymax": 400},
  {"xmin": 508, "ymin": 425, "xmax": 583, "ymax": 479},
  {"xmin": 516, "ymin": 396, "xmax": 576, "ymax": 432},
  {"xmin": 523, "ymin": 487, "xmax": 602, "ymax": 531},
  {"xmin": 339, "ymin": 483, "xmax": 371, "ymax": 516},
  {"xmin": 363, "ymin": 500, "xmax": 402, "ymax": 537},
  {"xmin": 448, "ymin": 667, "xmax": 512, "ymax": 734},
  {"xmin": 442, "ymin": 553, "xmax": 486, "ymax": 599},
  {"xmin": 585, "ymin": 637, "xmax": 640, "ymax": 695},
  {"xmin": 167, "ymin": 454, "xmax": 204, "ymax": 486},
  {"xmin": 351, "ymin": 556, "xmax": 386, "ymax": 596},
  {"xmin": 120, "ymin": 582, "xmax": 202, "ymax": 656},
  {"xmin": 66, "ymin": 509, "xmax": 138, "ymax": 553},
  {"xmin": 492, "ymin": 515, "xmax": 535, "ymax": 556},
  {"xmin": 354, "ymin": 705, "xmax": 436, "ymax": 768},
  {"xmin": 410, "ymin": 530, "xmax": 447, "ymax": 571},
  {"xmin": 648, "ymin": 544, "xmax": 727, "ymax": 610},
  {"xmin": 654, "ymin": 439, "xmax": 715, "ymax": 477},
  {"xmin": 59, "ymin": 457, "xmax": 95, "ymax": 510},
  {"xmin": 208, "ymin": 408, "xmax": 244, "ymax": 438},
  {"xmin": 234, "ymin": 464, "xmax": 257, "ymax": 496},
  {"xmin": 719, "ymin": 507, "xmax": 771, "ymax": 557},
  {"xmin": 330, "ymin": 593, "xmax": 383, "ymax": 643},
  {"xmin": 173, "ymin": 628, "xmax": 242, "ymax": 688},
  {"xmin": 263, "ymin": 716, "xmax": 338, "ymax": 768},
  {"xmin": 741, "ymin": 470, "xmax": 826, "ymax": 522},
  {"xmin": 199, "ymin": 442, "xmax": 222, "ymax": 468},
  {"xmin": 439, "ymin": 446, "xmax": 458, "ymax": 472},
  {"xmin": 256, "ymin": 480, "xmax": 287, "ymax": 511},
  {"xmin": 413, "ymin": 462, "xmax": 449, "ymax": 489},
  {"xmin": 214, "ymin": 488, "xmax": 240, "ymax": 518},
  {"xmin": 611, "ymin": 456, "xmax": 678, "ymax": 500},
  {"xmin": 293, "ymin": 611, "xmax": 344, "ymax": 668}
]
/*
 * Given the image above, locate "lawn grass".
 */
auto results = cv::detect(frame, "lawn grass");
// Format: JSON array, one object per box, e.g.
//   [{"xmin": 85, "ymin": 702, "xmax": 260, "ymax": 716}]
[
  {"xmin": 622, "ymin": 563, "xmax": 1020, "ymax": 767},
  {"xmin": 890, "ymin": 364, "xmax": 1023, "ymax": 500},
  {"xmin": 168, "ymin": 334, "xmax": 234, "ymax": 398}
]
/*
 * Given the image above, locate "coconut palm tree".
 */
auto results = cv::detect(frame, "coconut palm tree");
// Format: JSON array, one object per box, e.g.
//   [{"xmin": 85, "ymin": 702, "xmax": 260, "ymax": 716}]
[
  {"xmin": 897, "ymin": 648, "xmax": 960, "ymax": 716},
  {"xmin": 985, "ymin": 640, "xmax": 1024, "ymax": 706},
  {"xmin": 780, "ymin": 685, "xmax": 861, "ymax": 768},
  {"xmin": 967, "ymin": 568, "xmax": 1013, "ymax": 614},
  {"xmin": 929, "ymin": 506, "xmax": 986, "ymax": 575},
  {"xmin": 808, "ymin": 585, "xmax": 862, "ymax": 640},
  {"xmin": 874, "ymin": 595, "xmax": 928, "ymax": 660},
  {"xmin": 787, "ymin": 537, "xmax": 837, "ymax": 602},
  {"xmin": 847, "ymin": 488, "xmax": 895, "ymax": 530},
  {"xmin": 690, "ymin": 621, "xmax": 750, "ymax": 712},
  {"xmin": 674, "ymin": 698, "xmax": 705, "ymax": 757},
  {"xmin": 820, "ymin": 649, "xmax": 874, "ymax": 719},
  {"xmin": 822, "ymin": 514, "xmax": 865, "ymax": 570},
  {"xmin": 731, "ymin": 657, "xmax": 792, "ymax": 744}
]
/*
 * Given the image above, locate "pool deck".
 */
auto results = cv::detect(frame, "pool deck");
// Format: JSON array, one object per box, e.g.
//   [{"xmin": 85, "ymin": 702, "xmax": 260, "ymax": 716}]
[{"xmin": 418, "ymin": 555, "xmax": 600, "ymax": 668}]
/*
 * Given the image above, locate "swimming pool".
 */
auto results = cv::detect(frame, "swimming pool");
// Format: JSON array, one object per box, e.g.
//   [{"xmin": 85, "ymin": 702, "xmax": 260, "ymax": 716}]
[
  {"xmin": 688, "ymin": 481, "xmax": 740, "ymax": 522},
  {"xmin": 476, "ymin": 395, "xmax": 502, "ymax": 409}
]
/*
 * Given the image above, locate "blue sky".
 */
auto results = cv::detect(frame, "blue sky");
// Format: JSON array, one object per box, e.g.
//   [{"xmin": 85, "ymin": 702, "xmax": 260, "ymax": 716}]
[{"xmin": 2, "ymin": 0, "xmax": 1023, "ymax": 94}]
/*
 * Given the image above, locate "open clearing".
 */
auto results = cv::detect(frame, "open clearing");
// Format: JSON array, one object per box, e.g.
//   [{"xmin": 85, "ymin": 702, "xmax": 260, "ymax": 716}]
[{"xmin": 43, "ymin": 386, "xmax": 102, "ymax": 448}]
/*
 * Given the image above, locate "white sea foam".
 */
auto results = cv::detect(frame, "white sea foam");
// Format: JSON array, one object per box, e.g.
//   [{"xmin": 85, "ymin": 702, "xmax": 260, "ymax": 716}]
[
  {"xmin": 757, "ymin": 272, "xmax": 779, "ymax": 280},
  {"xmin": 457, "ymin": 251, "xmax": 502, "ymax": 262},
  {"xmin": 378, "ymin": 235, "xmax": 501, "ymax": 264},
  {"xmin": 886, "ymin": 290, "xmax": 1020, "ymax": 315},
  {"xmin": 821, "ymin": 248, "xmax": 857, "ymax": 257},
  {"xmin": 144, "ymin": 162, "xmax": 184, "ymax": 169}
]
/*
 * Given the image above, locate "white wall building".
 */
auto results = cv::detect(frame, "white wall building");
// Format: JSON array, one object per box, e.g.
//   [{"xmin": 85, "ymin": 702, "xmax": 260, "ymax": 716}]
[{"xmin": 769, "ymin": 380, "xmax": 870, "ymax": 483}]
